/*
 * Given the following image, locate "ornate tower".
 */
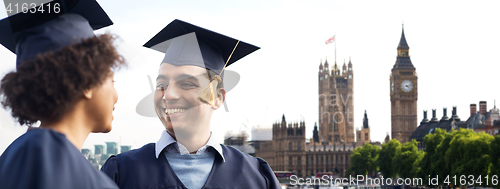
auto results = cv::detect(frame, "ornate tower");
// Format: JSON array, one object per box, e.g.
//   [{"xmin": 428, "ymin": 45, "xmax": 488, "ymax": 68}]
[
  {"xmin": 356, "ymin": 110, "xmax": 371, "ymax": 145},
  {"xmin": 390, "ymin": 26, "xmax": 418, "ymax": 143},
  {"xmin": 318, "ymin": 58, "xmax": 354, "ymax": 144},
  {"xmin": 345, "ymin": 58, "xmax": 354, "ymax": 143}
]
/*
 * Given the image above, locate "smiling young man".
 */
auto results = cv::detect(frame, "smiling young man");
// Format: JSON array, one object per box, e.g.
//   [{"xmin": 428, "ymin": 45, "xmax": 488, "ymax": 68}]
[
  {"xmin": 101, "ymin": 19, "xmax": 280, "ymax": 189},
  {"xmin": 155, "ymin": 62, "xmax": 218, "ymax": 153}
]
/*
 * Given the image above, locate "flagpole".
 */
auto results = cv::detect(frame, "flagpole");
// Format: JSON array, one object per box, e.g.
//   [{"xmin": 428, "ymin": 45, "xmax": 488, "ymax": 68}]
[{"xmin": 335, "ymin": 32, "xmax": 337, "ymax": 63}]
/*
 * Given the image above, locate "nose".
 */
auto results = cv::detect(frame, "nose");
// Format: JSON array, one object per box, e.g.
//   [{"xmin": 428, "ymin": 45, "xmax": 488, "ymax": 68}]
[{"xmin": 162, "ymin": 82, "xmax": 180, "ymax": 102}]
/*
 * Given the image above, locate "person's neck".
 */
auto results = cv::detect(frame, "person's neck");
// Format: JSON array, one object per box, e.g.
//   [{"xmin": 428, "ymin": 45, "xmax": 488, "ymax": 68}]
[
  {"xmin": 40, "ymin": 102, "xmax": 91, "ymax": 151},
  {"xmin": 168, "ymin": 128, "xmax": 211, "ymax": 153}
]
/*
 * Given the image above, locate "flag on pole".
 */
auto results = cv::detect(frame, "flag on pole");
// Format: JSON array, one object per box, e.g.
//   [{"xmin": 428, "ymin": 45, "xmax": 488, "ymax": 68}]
[{"xmin": 325, "ymin": 35, "xmax": 335, "ymax": 44}]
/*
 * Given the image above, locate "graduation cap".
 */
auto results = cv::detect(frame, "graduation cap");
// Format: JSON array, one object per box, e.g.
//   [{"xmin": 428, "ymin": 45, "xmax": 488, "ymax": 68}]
[
  {"xmin": 143, "ymin": 19, "xmax": 259, "ymax": 106},
  {"xmin": 0, "ymin": 0, "xmax": 113, "ymax": 66}
]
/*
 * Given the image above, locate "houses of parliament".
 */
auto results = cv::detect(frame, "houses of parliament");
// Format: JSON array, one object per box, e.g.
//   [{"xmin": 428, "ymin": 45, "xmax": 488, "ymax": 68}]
[
  {"xmin": 249, "ymin": 27, "xmax": 418, "ymax": 177},
  {"xmin": 253, "ymin": 55, "xmax": 370, "ymax": 178}
]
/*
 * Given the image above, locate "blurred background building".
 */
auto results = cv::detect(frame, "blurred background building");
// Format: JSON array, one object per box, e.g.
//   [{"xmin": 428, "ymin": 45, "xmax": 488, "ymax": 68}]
[{"xmin": 81, "ymin": 143, "xmax": 132, "ymax": 170}]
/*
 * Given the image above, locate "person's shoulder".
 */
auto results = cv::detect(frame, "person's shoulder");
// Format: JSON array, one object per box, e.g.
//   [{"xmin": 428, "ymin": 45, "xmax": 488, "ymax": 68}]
[
  {"xmin": 17, "ymin": 128, "xmax": 64, "ymax": 143},
  {"xmin": 220, "ymin": 144, "xmax": 260, "ymax": 163},
  {"xmin": 2, "ymin": 129, "xmax": 69, "ymax": 156},
  {"xmin": 221, "ymin": 144, "xmax": 272, "ymax": 166},
  {"xmin": 1, "ymin": 129, "xmax": 116, "ymax": 189},
  {"xmin": 101, "ymin": 143, "xmax": 158, "ymax": 180},
  {"xmin": 219, "ymin": 144, "xmax": 279, "ymax": 188},
  {"xmin": 112, "ymin": 143, "xmax": 155, "ymax": 161}
]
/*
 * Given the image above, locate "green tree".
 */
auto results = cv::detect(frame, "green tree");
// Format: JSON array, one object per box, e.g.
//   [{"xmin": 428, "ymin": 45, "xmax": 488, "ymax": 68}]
[
  {"xmin": 378, "ymin": 139, "xmax": 401, "ymax": 178},
  {"xmin": 393, "ymin": 139, "xmax": 420, "ymax": 179},
  {"xmin": 491, "ymin": 135, "xmax": 500, "ymax": 175},
  {"xmin": 490, "ymin": 135, "xmax": 500, "ymax": 188},
  {"xmin": 420, "ymin": 128, "xmax": 447, "ymax": 185},
  {"xmin": 446, "ymin": 129, "xmax": 493, "ymax": 185},
  {"xmin": 350, "ymin": 143, "xmax": 380, "ymax": 176},
  {"xmin": 431, "ymin": 129, "xmax": 454, "ymax": 185},
  {"xmin": 411, "ymin": 150, "xmax": 425, "ymax": 180}
]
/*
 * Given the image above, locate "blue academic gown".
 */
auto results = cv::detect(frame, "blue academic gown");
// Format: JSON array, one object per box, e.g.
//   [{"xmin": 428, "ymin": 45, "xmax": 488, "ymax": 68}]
[
  {"xmin": 101, "ymin": 143, "xmax": 280, "ymax": 189},
  {"xmin": 0, "ymin": 129, "xmax": 118, "ymax": 189}
]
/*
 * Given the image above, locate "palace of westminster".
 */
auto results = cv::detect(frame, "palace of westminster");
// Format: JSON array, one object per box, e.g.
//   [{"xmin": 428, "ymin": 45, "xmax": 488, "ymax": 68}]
[{"xmin": 237, "ymin": 27, "xmax": 420, "ymax": 178}]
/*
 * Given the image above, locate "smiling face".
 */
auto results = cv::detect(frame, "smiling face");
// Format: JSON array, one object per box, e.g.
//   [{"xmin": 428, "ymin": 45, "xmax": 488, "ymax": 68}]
[{"xmin": 154, "ymin": 63, "xmax": 222, "ymax": 136}]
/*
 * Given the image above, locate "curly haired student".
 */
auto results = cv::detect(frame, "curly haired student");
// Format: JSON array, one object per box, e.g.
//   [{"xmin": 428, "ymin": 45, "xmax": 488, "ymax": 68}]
[{"xmin": 0, "ymin": 1, "xmax": 126, "ymax": 188}]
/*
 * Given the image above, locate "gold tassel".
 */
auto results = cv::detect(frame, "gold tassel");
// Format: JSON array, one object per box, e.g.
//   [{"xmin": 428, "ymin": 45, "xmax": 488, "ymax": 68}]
[
  {"xmin": 198, "ymin": 40, "xmax": 240, "ymax": 106},
  {"xmin": 198, "ymin": 75, "xmax": 222, "ymax": 106}
]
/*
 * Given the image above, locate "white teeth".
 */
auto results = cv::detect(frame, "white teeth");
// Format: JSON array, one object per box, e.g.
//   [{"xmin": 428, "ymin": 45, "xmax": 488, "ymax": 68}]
[{"xmin": 165, "ymin": 109, "xmax": 186, "ymax": 114}]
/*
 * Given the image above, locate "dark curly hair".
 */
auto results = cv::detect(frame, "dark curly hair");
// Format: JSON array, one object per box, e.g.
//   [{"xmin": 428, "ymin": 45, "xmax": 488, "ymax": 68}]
[{"xmin": 0, "ymin": 34, "xmax": 126, "ymax": 126}]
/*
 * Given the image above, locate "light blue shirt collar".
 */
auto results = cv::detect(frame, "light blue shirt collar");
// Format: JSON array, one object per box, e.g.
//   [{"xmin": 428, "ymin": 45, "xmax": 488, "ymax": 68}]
[{"xmin": 155, "ymin": 131, "xmax": 225, "ymax": 162}]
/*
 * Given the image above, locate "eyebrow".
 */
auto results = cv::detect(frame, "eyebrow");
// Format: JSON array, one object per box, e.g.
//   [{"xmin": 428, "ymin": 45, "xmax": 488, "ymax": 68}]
[
  {"xmin": 156, "ymin": 74, "xmax": 200, "ymax": 82},
  {"xmin": 177, "ymin": 74, "xmax": 200, "ymax": 81},
  {"xmin": 156, "ymin": 75, "xmax": 167, "ymax": 81}
]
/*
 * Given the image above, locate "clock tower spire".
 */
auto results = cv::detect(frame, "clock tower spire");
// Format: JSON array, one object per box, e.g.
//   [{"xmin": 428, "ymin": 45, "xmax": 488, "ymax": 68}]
[
  {"xmin": 390, "ymin": 25, "xmax": 418, "ymax": 143},
  {"xmin": 394, "ymin": 26, "xmax": 414, "ymax": 69}
]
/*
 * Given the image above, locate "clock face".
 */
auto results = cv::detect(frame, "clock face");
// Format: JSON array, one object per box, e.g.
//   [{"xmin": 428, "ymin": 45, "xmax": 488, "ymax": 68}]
[
  {"xmin": 391, "ymin": 81, "xmax": 394, "ymax": 93},
  {"xmin": 401, "ymin": 80, "xmax": 413, "ymax": 92}
]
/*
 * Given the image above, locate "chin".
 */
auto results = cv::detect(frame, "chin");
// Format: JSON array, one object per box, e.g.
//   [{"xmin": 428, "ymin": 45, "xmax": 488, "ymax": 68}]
[
  {"xmin": 102, "ymin": 127, "xmax": 112, "ymax": 133},
  {"xmin": 92, "ymin": 124, "xmax": 112, "ymax": 133},
  {"xmin": 92, "ymin": 129, "xmax": 112, "ymax": 133},
  {"xmin": 165, "ymin": 121, "xmax": 189, "ymax": 135}
]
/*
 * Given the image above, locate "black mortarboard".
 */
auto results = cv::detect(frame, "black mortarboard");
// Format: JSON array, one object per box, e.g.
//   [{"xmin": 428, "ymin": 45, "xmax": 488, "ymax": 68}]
[
  {"xmin": 143, "ymin": 19, "xmax": 260, "ymax": 79},
  {"xmin": 0, "ymin": 0, "xmax": 113, "ymax": 66}
]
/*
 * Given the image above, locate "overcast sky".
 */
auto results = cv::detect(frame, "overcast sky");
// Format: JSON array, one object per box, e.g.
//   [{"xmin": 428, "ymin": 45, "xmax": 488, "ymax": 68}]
[{"xmin": 1, "ymin": 0, "xmax": 499, "ymax": 154}]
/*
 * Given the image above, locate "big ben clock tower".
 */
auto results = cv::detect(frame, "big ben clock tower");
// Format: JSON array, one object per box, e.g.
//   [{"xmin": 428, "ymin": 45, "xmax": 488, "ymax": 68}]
[{"xmin": 390, "ymin": 26, "xmax": 418, "ymax": 143}]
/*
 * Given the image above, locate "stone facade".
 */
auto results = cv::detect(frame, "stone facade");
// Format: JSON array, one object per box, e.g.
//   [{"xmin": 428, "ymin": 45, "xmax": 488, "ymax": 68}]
[
  {"xmin": 254, "ymin": 115, "xmax": 355, "ymax": 178},
  {"xmin": 318, "ymin": 58, "xmax": 354, "ymax": 144}
]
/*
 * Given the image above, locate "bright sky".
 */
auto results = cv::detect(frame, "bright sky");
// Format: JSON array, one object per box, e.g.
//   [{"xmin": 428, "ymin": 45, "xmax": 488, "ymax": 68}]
[{"xmin": 1, "ymin": 0, "xmax": 500, "ymax": 155}]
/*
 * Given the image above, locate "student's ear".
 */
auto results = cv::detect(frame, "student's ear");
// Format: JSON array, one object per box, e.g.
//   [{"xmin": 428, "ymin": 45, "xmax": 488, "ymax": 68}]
[
  {"xmin": 83, "ymin": 89, "xmax": 93, "ymax": 99},
  {"xmin": 212, "ymin": 88, "xmax": 226, "ymax": 110}
]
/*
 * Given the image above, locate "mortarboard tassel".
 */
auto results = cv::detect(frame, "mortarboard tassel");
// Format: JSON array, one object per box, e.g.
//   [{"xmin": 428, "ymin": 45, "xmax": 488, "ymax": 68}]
[
  {"xmin": 198, "ymin": 75, "xmax": 222, "ymax": 106},
  {"xmin": 198, "ymin": 40, "xmax": 240, "ymax": 106}
]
